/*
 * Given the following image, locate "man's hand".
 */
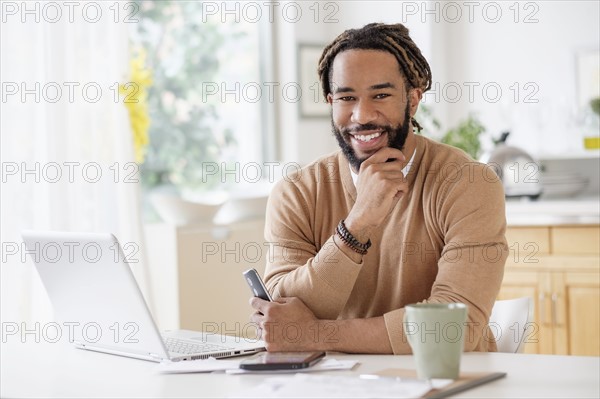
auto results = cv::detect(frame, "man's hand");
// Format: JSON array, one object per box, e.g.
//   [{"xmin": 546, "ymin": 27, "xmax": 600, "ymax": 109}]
[
  {"xmin": 345, "ymin": 147, "xmax": 408, "ymax": 242},
  {"xmin": 250, "ymin": 297, "xmax": 331, "ymax": 351},
  {"xmin": 249, "ymin": 296, "xmax": 393, "ymax": 353}
]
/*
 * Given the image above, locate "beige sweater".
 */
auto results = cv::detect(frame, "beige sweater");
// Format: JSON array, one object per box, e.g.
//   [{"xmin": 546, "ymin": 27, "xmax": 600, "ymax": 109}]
[{"xmin": 264, "ymin": 135, "xmax": 507, "ymax": 353}]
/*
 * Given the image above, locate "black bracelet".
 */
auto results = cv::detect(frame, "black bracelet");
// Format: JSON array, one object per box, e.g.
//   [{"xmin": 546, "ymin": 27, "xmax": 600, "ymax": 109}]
[
  {"xmin": 335, "ymin": 225, "xmax": 362, "ymax": 254},
  {"xmin": 335, "ymin": 219, "xmax": 371, "ymax": 255}
]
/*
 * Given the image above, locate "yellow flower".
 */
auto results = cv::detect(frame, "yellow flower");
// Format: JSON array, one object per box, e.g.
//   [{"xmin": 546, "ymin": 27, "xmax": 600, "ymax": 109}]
[{"xmin": 121, "ymin": 49, "xmax": 152, "ymax": 164}]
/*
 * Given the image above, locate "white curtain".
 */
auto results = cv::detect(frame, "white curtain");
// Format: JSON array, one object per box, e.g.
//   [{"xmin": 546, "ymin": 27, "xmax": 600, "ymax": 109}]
[{"xmin": 1, "ymin": 3, "xmax": 153, "ymax": 325}]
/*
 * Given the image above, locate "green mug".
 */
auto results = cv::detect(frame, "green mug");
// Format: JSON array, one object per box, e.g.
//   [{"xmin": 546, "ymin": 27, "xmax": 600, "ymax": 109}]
[{"xmin": 403, "ymin": 303, "xmax": 468, "ymax": 379}]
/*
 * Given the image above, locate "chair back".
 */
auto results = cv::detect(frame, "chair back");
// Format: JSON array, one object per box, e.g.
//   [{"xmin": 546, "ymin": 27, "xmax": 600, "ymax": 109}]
[{"xmin": 489, "ymin": 297, "xmax": 532, "ymax": 353}]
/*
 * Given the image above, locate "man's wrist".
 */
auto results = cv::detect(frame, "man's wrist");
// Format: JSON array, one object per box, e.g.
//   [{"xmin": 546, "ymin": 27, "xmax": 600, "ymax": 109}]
[
  {"xmin": 343, "ymin": 217, "xmax": 373, "ymax": 244},
  {"xmin": 312, "ymin": 319, "xmax": 341, "ymax": 351},
  {"xmin": 336, "ymin": 220, "xmax": 371, "ymax": 255}
]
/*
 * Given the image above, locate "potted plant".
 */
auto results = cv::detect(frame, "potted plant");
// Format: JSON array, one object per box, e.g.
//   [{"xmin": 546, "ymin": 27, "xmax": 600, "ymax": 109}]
[
  {"xmin": 440, "ymin": 115, "xmax": 486, "ymax": 159},
  {"xmin": 416, "ymin": 105, "xmax": 486, "ymax": 159}
]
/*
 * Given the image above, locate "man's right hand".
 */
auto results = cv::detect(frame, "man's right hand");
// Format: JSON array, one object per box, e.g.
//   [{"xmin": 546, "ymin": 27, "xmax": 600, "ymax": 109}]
[{"xmin": 344, "ymin": 147, "xmax": 408, "ymax": 243}]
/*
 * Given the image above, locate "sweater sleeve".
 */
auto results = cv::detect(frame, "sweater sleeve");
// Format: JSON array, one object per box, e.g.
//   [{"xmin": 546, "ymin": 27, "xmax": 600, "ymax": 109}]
[
  {"xmin": 384, "ymin": 162, "xmax": 507, "ymax": 354},
  {"xmin": 263, "ymin": 177, "xmax": 363, "ymax": 320}
]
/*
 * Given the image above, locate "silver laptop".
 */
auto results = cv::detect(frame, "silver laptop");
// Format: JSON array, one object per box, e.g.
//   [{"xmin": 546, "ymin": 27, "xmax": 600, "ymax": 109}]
[{"xmin": 22, "ymin": 230, "xmax": 265, "ymax": 362}]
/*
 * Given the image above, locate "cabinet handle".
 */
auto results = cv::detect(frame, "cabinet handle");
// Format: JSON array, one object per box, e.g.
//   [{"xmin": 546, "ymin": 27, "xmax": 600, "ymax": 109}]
[
  {"xmin": 539, "ymin": 292, "xmax": 546, "ymax": 325},
  {"xmin": 551, "ymin": 293, "xmax": 561, "ymax": 326}
]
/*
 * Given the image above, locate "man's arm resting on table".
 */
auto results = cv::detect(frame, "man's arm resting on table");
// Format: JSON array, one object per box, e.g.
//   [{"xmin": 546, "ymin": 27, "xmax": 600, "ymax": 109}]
[
  {"xmin": 250, "ymin": 297, "xmax": 393, "ymax": 353},
  {"xmin": 324, "ymin": 317, "xmax": 393, "ymax": 353}
]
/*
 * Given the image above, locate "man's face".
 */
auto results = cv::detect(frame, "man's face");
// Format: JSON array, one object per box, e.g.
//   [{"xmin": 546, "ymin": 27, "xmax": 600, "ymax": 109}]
[{"xmin": 327, "ymin": 49, "xmax": 418, "ymax": 171}]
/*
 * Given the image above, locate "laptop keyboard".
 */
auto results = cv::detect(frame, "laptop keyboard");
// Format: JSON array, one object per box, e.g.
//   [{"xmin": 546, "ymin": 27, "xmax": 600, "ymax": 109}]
[{"xmin": 163, "ymin": 337, "xmax": 233, "ymax": 355}]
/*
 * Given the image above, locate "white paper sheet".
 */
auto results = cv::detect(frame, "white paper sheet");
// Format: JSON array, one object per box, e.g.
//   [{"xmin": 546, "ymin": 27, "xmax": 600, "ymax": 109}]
[
  {"xmin": 225, "ymin": 359, "xmax": 359, "ymax": 374},
  {"xmin": 156, "ymin": 358, "xmax": 242, "ymax": 374},
  {"xmin": 229, "ymin": 374, "xmax": 435, "ymax": 398}
]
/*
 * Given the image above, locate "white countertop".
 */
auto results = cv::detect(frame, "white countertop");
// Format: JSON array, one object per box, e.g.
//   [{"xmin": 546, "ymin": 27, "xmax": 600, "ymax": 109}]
[
  {"xmin": 2, "ymin": 341, "xmax": 599, "ymax": 398},
  {"xmin": 505, "ymin": 197, "xmax": 600, "ymax": 226}
]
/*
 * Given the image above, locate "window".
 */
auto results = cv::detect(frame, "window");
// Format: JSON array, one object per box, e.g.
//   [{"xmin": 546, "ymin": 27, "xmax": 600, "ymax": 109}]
[{"xmin": 129, "ymin": 1, "xmax": 272, "ymax": 208}]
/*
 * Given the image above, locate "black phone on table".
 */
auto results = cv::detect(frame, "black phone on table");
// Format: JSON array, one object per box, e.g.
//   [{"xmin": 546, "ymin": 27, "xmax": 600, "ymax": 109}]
[
  {"xmin": 243, "ymin": 268, "xmax": 273, "ymax": 301},
  {"xmin": 239, "ymin": 351, "xmax": 326, "ymax": 370}
]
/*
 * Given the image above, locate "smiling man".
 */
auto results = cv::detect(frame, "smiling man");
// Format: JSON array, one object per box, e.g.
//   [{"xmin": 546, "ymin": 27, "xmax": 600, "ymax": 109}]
[{"xmin": 250, "ymin": 23, "xmax": 508, "ymax": 354}]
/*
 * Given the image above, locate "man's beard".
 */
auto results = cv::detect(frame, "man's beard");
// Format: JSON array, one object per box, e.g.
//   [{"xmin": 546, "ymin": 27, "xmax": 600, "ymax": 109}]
[{"xmin": 332, "ymin": 102, "xmax": 412, "ymax": 171}]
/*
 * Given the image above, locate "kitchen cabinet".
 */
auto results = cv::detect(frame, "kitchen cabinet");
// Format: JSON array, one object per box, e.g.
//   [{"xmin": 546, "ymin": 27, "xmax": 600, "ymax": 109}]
[{"xmin": 498, "ymin": 225, "xmax": 600, "ymax": 356}]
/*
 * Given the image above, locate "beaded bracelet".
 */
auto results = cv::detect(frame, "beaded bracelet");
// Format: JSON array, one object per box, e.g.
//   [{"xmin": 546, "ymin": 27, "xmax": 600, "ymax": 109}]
[{"xmin": 335, "ymin": 219, "xmax": 371, "ymax": 255}]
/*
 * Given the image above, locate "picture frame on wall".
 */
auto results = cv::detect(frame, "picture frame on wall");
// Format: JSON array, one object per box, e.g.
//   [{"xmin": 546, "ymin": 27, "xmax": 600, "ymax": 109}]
[{"xmin": 297, "ymin": 44, "xmax": 330, "ymax": 118}]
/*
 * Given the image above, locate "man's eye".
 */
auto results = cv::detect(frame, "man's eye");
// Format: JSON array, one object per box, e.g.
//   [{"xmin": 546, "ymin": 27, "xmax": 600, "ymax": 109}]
[
  {"xmin": 336, "ymin": 96, "xmax": 355, "ymax": 102},
  {"xmin": 374, "ymin": 93, "xmax": 390, "ymax": 99}
]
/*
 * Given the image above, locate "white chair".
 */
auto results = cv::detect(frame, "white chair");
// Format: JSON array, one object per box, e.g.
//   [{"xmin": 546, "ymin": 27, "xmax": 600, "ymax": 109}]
[{"xmin": 489, "ymin": 297, "xmax": 532, "ymax": 353}]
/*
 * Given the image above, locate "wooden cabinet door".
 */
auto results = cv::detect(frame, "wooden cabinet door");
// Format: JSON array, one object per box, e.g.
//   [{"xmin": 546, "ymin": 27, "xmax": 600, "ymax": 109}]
[
  {"xmin": 554, "ymin": 271, "xmax": 600, "ymax": 356},
  {"xmin": 551, "ymin": 226, "xmax": 600, "ymax": 255}
]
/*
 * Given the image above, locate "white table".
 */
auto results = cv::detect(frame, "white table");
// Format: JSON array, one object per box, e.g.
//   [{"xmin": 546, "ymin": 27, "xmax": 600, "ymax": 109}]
[{"xmin": 2, "ymin": 341, "xmax": 599, "ymax": 398}]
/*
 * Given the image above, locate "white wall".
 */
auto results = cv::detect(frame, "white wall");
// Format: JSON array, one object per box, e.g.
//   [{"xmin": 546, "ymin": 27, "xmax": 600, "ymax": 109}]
[
  {"xmin": 273, "ymin": 2, "xmax": 334, "ymax": 165},
  {"xmin": 273, "ymin": 1, "xmax": 599, "ymax": 163},
  {"xmin": 432, "ymin": 0, "xmax": 599, "ymax": 157}
]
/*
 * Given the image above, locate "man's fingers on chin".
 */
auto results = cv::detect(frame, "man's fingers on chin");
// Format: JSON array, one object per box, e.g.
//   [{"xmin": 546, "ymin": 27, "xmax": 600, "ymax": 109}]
[
  {"xmin": 365, "ymin": 153, "xmax": 389, "ymax": 166},
  {"xmin": 377, "ymin": 147, "xmax": 406, "ymax": 160},
  {"xmin": 361, "ymin": 148, "xmax": 394, "ymax": 166}
]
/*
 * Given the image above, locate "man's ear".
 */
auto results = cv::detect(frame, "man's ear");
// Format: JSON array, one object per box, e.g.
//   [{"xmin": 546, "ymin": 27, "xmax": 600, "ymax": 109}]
[
  {"xmin": 409, "ymin": 88, "xmax": 423, "ymax": 116},
  {"xmin": 327, "ymin": 93, "xmax": 333, "ymax": 105}
]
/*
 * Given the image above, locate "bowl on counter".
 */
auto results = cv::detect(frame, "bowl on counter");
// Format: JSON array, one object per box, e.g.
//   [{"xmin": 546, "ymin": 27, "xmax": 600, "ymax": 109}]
[
  {"xmin": 540, "ymin": 172, "xmax": 589, "ymax": 199},
  {"xmin": 149, "ymin": 191, "xmax": 228, "ymax": 226},
  {"xmin": 213, "ymin": 194, "xmax": 269, "ymax": 225}
]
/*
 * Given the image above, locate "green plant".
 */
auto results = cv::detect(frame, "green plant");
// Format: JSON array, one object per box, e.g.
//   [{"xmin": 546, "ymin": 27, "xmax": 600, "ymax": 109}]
[
  {"xmin": 591, "ymin": 97, "xmax": 600, "ymax": 116},
  {"xmin": 441, "ymin": 115, "xmax": 486, "ymax": 159}
]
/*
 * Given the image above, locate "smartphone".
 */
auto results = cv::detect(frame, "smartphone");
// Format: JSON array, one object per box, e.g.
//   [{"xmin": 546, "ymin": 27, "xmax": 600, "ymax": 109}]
[
  {"xmin": 239, "ymin": 351, "xmax": 326, "ymax": 370},
  {"xmin": 243, "ymin": 268, "xmax": 273, "ymax": 301}
]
